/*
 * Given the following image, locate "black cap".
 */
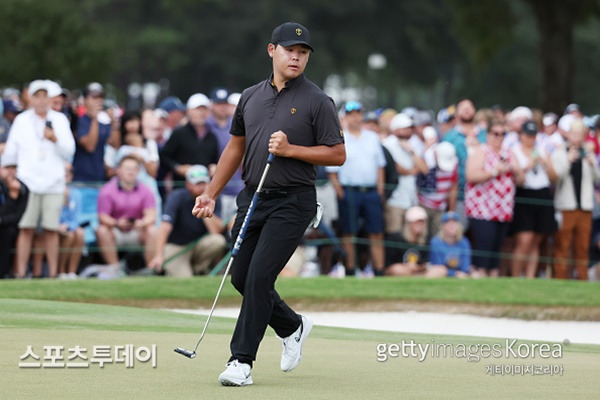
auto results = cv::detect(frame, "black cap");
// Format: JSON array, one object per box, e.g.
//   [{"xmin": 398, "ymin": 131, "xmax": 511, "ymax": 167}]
[
  {"xmin": 270, "ymin": 22, "xmax": 314, "ymax": 52},
  {"xmin": 521, "ymin": 120, "xmax": 538, "ymax": 135},
  {"xmin": 210, "ymin": 88, "xmax": 229, "ymax": 103}
]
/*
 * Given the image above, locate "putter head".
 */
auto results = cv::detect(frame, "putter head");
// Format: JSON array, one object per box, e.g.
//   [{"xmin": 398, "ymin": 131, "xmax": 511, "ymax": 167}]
[{"xmin": 174, "ymin": 347, "xmax": 196, "ymax": 359}]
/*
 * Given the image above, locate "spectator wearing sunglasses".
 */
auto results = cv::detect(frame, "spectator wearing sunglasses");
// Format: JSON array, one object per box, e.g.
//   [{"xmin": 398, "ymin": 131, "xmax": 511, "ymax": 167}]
[{"xmin": 465, "ymin": 118, "xmax": 524, "ymax": 277}]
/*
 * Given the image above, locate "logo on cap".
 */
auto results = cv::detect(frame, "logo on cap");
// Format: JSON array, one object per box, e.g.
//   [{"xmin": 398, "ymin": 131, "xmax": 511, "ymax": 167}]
[
  {"xmin": 296, "ymin": 28, "xmax": 302, "ymax": 36},
  {"xmin": 291, "ymin": 108, "xmax": 296, "ymax": 115}
]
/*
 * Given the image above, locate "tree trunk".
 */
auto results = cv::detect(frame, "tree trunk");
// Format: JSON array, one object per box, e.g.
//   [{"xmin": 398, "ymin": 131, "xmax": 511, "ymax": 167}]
[{"xmin": 527, "ymin": 0, "xmax": 583, "ymax": 113}]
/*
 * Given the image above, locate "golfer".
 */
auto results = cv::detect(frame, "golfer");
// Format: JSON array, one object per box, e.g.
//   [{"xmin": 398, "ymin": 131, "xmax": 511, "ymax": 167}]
[{"xmin": 193, "ymin": 21, "xmax": 346, "ymax": 386}]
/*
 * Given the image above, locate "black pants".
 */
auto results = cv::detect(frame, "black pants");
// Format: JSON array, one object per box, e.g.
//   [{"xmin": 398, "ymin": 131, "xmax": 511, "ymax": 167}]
[
  {"xmin": 0, "ymin": 224, "xmax": 18, "ymax": 278},
  {"xmin": 229, "ymin": 186, "xmax": 316, "ymax": 366},
  {"xmin": 469, "ymin": 218, "xmax": 509, "ymax": 270}
]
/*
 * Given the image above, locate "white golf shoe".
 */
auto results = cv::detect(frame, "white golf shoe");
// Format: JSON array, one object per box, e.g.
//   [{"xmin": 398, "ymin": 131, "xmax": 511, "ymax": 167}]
[
  {"xmin": 280, "ymin": 315, "xmax": 313, "ymax": 372},
  {"xmin": 218, "ymin": 360, "xmax": 253, "ymax": 386}
]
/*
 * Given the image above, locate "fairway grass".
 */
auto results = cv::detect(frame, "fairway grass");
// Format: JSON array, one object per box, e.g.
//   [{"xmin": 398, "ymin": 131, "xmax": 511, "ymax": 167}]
[
  {"xmin": 1, "ymin": 276, "xmax": 600, "ymax": 307},
  {"xmin": 1, "ymin": 299, "xmax": 599, "ymax": 399}
]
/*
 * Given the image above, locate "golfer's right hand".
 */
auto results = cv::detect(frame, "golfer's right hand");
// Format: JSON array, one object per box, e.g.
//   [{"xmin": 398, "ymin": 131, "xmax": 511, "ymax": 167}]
[{"xmin": 193, "ymin": 194, "xmax": 215, "ymax": 218}]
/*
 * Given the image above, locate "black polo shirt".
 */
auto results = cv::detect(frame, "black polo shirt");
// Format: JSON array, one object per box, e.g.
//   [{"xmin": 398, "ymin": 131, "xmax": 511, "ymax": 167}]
[
  {"xmin": 160, "ymin": 123, "xmax": 220, "ymax": 181},
  {"xmin": 231, "ymin": 73, "xmax": 344, "ymax": 188}
]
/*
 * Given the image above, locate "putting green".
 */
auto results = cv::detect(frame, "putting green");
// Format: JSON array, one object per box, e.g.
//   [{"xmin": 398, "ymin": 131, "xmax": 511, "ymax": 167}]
[{"xmin": 1, "ymin": 299, "xmax": 598, "ymax": 399}]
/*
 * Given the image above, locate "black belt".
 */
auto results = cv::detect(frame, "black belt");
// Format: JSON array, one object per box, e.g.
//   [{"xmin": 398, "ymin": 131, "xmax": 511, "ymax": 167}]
[
  {"xmin": 246, "ymin": 185, "xmax": 313, "ymax": 199},
  {"xmin": 343, "ymin": 185, "xmax": 376, "ymax": 193}
]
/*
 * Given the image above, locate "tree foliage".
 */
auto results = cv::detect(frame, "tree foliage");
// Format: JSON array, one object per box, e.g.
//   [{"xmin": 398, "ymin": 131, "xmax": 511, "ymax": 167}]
[{"xmin": 1, "ymin": 0, "xmax": 599, "ymax": 112}]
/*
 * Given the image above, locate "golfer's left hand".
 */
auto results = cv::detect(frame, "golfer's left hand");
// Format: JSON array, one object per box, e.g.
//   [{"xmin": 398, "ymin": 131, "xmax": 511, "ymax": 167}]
[
  {"xmin": 269, "ymin": 130, "xmax": 291, "ymax": 157},
  {"xmin": 193, "ymin": 194, "xmax": 215, "ymax": 218}
]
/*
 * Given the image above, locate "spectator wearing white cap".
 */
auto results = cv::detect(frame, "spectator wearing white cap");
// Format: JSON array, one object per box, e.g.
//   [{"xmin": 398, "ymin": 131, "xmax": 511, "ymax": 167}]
[
  {"xmin": 383, "ymin": 112, "xmax": 428, "ymax": 235},
  {"xmin": 549, "ymin": 114, "xmax": 575, "ymax": 151},
  {"xmin": 417, "ymin": 141, "xmax": 459, "ymax": 237},
  {"xmin": 385, "ymin": 206, "xmax": 443, "ymax": 276},
  {"xmin": 160, "ymin": 93, "xmax": 220, "ymax": 185},
  {"xmin": 3, "ymin": 79, "xmax": 75, "ymax": 278},
  {"xmin": 541, "ymin": 112, "xmax": 559, "ymax": 153},
  {"xmin": 503, "ymin": 106, "xmax": 533, "ymax": 151},
  {"xmin": 46, "ymin": 80, "xmax": 66, "ymax": 114}
]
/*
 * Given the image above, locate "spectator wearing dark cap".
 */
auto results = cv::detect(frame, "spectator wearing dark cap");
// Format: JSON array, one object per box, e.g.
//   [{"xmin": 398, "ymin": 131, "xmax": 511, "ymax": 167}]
[
  {"xmin": 510, "ymin": 120, "xmax": 567, "ymax": 278},
  {"xmin": 411, "ymin": 110, "xmax": 433, "ymax": 155},
  {"xmin": 73, "ymin": 82, "xmax": 118, "ymax": 183},
  {"xmin": 206, "ymin": 88, "xmax": 244, "ymax": 222},
  {"xmin": 564, "ymin": 103, "xmax": 583, "ymax": 119},
  {"xmin": 148, "ymin": 165, "xmax": 226, "ymax": 276},
  {"xmin": 2, "ymin": 98, "xmax": 22, "ymax": 125},
  {"xmin": 436, "ymin": 105, "xmax": 456, "ymax": 137},
  {"xmin": 0, "ymin": 100, "xmax": 11, "ymax": 159},
  {"xmin": 428, "ymin": 211, "xmax": 472, "ymax": 278},
  {"xmin": 157, "ymin": 96, "xmax": 187, "ymax": 135},
  {"xmin": 160, "ymin": 93, "xmax": 219, "ymax": 186}
]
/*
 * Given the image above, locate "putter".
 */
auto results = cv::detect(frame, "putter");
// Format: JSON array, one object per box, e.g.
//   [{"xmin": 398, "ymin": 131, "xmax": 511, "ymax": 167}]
[{"xmin": 175, "ymin": 153, "xmax": 275, "ymax": 359}]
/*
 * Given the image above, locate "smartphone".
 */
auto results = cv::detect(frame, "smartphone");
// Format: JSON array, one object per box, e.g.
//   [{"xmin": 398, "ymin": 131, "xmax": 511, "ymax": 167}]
[{"xmin": 45, "ymin": 120, "xmax": 53, "ymax": 129}]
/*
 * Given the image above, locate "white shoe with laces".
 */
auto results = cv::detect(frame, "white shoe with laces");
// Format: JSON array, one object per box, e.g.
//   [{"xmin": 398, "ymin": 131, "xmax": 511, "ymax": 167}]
[
  {"xmin": 218, "ymin": 360, "xmax": 253, "ymax": 386},
  {"xmin": 280, "ymin": 315, "xmax": 313, "ymax": 372}
]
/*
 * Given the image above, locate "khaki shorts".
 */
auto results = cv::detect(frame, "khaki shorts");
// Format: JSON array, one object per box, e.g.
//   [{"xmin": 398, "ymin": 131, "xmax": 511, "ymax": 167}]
[
  {"xmin": 113, "ymin": 228, "xmax": 142, "ymax": 249},
  {"xmin": 163, "ymin": 234, "xmax": 227, "ymax": 277},
  {"xmin": 19, "ymin": 192, "xmax": 63, "ymax": 230},
  {"xmin": 384, "ymin": 204, "xmax": 406, "ymax": 234}
]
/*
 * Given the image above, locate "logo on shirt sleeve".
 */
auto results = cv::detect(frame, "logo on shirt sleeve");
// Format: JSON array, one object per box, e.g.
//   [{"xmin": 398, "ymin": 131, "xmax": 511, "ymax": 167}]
[
  {"xmin": 339, "ymin": 129, "xmax": 344, "ymax": 137},
  {"xmin": 290, "ymin": 108, "xmax": 296, "ymax": 115}
]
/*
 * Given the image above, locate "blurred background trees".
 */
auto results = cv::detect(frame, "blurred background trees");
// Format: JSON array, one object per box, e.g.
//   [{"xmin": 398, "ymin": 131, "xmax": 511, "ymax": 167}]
[{"xmin": 1, "ymin": 0, "xmax": 599, "ymax": 112}]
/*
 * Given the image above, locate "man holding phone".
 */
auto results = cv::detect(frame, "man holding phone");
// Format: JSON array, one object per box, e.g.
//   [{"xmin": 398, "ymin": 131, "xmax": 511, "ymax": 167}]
[{"xmin": 3, "ymin": 79, "xmax": 75, "ymax": 278}]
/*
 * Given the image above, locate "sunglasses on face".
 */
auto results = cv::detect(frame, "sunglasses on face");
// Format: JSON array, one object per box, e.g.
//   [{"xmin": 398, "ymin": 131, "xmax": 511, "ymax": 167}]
[{"xmin": 489, "ymin": 130, "xmax": 506, "ymax": 138}]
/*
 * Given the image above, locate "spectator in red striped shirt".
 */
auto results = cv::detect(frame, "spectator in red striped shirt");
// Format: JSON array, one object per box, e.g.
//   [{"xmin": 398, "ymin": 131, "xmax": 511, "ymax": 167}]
[{"xmin": 417, "ymin": 142, "xmax": 458, "ymax": 238}]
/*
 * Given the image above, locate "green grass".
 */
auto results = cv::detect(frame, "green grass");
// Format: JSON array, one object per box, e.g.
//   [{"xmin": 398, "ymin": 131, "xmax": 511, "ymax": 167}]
[
  {"xmin": 1, "ymin": 276, "xmax": 600, "ymax": 307},
  {"xmin": 1, "ymin": 299, "xmax": 599, "ymax": 400}
]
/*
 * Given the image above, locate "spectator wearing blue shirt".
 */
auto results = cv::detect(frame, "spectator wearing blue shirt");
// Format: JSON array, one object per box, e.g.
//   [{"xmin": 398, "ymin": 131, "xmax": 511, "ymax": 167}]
[
  {"xmin": 72, "ymin": 83, "xmax": 118, "ymax": 183},
  {"xmin": 327, "ymin": 101, "xmax": 386, "ymax": 277},
  {"xmin": 429, "ymin": 211, "xmax": 471, "ymax": 278},
  {"xmin": 57, "ymin": 163, "xmax": 84, "ymax": 278},
  {"xmin": 72, "ymin": 83, "xmax": 119, "ymax": 244}
]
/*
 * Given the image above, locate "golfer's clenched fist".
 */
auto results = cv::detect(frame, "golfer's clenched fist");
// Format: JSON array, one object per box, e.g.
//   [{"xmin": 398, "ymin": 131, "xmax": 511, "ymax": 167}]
[
  {"xmin": 268, "ymin": 130, "xmax": 291, "ymax": 157},
  {"xmin": 193, "ymin": 194, "xmax": 215, "ymax": 219}
]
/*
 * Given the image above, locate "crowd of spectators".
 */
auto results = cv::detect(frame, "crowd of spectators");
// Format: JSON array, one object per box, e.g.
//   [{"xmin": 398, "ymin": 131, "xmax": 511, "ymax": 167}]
[{"xmin": 1, "ymin": 78, "xmax": 599, "ymax": 281}]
